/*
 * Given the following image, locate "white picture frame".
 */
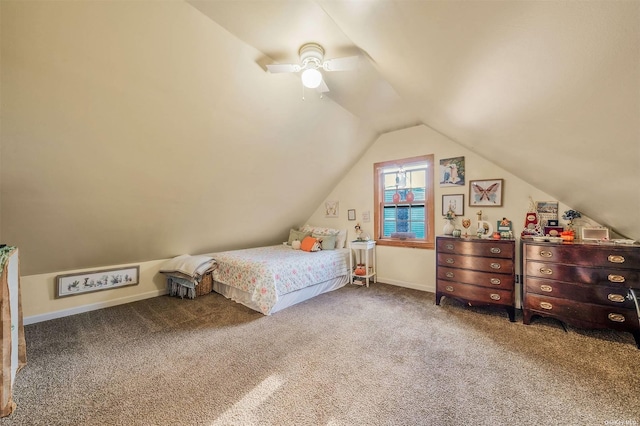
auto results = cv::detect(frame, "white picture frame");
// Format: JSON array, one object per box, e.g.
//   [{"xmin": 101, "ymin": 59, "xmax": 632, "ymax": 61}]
[
  {"xmin": 56, "ymin": 265, "xmax": 139, "ymax": 298},
  {"xmin": 325, "ymin": 201, "xmax": 339, "ymax": 218}
]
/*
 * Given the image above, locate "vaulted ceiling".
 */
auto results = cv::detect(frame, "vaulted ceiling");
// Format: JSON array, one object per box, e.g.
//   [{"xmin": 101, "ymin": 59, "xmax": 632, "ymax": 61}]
[
  {"xmin": 2, "ymin": 1, "xmax": 638, "ymax": 276},
  {"xmin": 190, "ymin": 0, "xmax": 640, "ymax": 239}
]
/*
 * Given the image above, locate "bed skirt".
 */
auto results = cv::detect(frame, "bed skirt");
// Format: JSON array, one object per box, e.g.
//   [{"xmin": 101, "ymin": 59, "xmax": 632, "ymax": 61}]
[{"xmin": 212, "ymin": 275, "xmax": 349, "ymax": 315}]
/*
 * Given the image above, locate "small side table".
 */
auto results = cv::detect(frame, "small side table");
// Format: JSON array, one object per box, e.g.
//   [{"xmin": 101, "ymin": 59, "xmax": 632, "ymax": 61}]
[{"xmin": 349, "ymin": 240, "xmax": 376, "ymax": 287}]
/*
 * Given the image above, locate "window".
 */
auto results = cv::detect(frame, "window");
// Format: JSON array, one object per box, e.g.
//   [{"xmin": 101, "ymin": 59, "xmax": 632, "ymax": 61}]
[{"xmin": 373, "ymin": 155, "xmax": 434, "ymax": 249}]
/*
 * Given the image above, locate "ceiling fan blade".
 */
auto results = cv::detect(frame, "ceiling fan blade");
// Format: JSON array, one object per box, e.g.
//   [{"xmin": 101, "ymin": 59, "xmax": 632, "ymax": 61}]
[
  {"xmin": 317, "ymin": 79, "xmax": 330, "ymax": 93},
  {"xmin": 266, "ymin": 63, "xmax": 300, "ymax": 73},
  {"xmin": 322, "ymin": 56, "xmax": 359, "ymax": 72}
]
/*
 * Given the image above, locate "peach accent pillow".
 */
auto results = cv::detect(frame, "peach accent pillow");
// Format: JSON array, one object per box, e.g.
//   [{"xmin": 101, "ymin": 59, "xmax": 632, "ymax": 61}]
[{"xmin": 300, "ymin": 236, "xmax": 321, "ymax": 252}]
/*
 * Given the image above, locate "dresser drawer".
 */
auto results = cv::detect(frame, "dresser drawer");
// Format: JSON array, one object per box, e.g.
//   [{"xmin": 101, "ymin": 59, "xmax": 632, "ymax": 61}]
[
  {"xmin": 437, "ymin": 253, "xmax": 514, "ymax": 274},
  {"xmin": 524, "ymin": 293, "xmax": 640, "ymax": 332},
  {"xmin": 437, "ymin": 280, "xmax": 513, "ymax": 306},
  {"xmin": 437, "ymin": 238, "xmax": 513, "ymax": 259},
  {"xmin": 525, "ymin": 277, "xmax": 636, "ymax": 308},
  {"xmin": 438, "ymin": 266, "xmax": 514, "ymax": 290},
  {"xmin": 525, "ymin": 244, "xmax": 640, "ymax": 269},
  {"xmin": 525, "ymin": 261, "xmax": 640, "ymax": 286}
]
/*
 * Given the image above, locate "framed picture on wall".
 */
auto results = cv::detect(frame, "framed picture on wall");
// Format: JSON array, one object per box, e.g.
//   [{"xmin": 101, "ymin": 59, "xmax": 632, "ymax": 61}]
[
  {"xmin": 347, "ymin": 209, "xmax": 356, "ymax": 221},
  {"xmin": 439, "ymin": 156, "xmax": 465, "ymax": 187},
  {"xmin": 325, "ymin": 201, "xmax": 339, "ymax": 218},
  {"xmin": 442, "ymin": 194, "xmax": 464, "ymax": 216},
  {"xmin": 56, "ymin": 266, "xmax": 139, "ymax": 298},
  {"xmin": 469, "ymin": 179, "xmax": 503, "ymax": 207}
]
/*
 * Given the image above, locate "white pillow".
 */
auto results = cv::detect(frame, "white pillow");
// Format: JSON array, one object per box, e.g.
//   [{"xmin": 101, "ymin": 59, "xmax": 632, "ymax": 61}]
[
  {"xmin": 301, "ymin": 224, "xmax": 348, "ymax": 248},
  {"xmin": 300, "ymin": 224, "xmax": 339, "ymax": 236},
  {"xmin": 335, "ymin": 229, "xmax": 348, "ymax": 249}
]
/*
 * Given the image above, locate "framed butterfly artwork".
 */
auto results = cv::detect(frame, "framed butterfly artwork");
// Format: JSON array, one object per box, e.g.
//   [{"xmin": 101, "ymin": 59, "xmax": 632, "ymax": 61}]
[{"xmin": 469, "ymin": 179, "xmax": 503, "ymax": 207}]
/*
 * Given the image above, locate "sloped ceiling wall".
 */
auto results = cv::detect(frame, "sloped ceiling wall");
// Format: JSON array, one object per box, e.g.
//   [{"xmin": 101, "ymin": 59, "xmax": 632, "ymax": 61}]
[
  {"xmin": 1, "ymin": 1, "xmax": 376, "ymax": 275},
  {"xmin": 1, "ymin": 0, "xmax": 639, "ymax": 276},
  {"xmin": 318, "ymin": 1, "xmax": 640, "ymax": 237},
  {"xmin": 193, "ymin": 0, "xmax": 640, "ymax": 237}
]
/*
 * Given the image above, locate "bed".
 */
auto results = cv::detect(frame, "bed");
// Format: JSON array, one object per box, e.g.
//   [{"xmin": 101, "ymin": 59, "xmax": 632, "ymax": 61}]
[{"xmin": 208, "ymin": 244, "xmax": 350, "ymax": 315}]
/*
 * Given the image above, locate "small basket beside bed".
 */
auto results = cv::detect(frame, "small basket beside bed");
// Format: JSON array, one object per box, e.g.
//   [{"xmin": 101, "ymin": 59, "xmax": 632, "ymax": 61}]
[
  {"xmin": 195, "ymin": 272, "xmax": 214, "ymax": 296},
  {"xmin": 160, "ymin": 254, "xmax": 216, "ymax": 299}
]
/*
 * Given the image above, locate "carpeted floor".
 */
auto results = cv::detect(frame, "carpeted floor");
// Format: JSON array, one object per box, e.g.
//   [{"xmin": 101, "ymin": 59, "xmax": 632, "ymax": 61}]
[{"xmin": 1, "ymin": 283, "xmax": 639, "ymax": 426}]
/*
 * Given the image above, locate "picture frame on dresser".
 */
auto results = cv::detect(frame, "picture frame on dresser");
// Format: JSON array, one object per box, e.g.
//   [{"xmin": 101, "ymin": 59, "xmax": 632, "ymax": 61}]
[{"xmin": 469, "ymin": 179, "xmax": 503, "ymax": 207}]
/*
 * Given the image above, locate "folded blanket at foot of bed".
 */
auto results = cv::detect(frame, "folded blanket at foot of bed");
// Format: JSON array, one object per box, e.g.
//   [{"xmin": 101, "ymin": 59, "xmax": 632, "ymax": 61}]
[{"xmin": 160, "ymin": 254, "xmax": 216, "ymax": 299}]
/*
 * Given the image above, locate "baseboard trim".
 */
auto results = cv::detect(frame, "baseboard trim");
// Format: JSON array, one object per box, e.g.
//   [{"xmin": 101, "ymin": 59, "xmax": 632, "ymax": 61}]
[
  {"xmin": 377, "ymin": 277, "xmax": 434, "ymax": 293},
  {"xmin": 24, "ymin": 289, "xmax": 168, "ymax": 325},
  {"xmin": 23, "ymin": 279, "xmax": 432, "ymax": 325}
]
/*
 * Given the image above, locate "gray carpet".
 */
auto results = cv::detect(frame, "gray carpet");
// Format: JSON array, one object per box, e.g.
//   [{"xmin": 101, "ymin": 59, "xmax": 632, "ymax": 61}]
[{"xmin": 1, "ymin": 283, "xmax": 639, "ymax": 426}]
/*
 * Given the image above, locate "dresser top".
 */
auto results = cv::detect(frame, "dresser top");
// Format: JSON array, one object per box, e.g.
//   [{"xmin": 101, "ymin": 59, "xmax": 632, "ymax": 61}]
[
  {"xmin": 522, "ymin": 239, "xmax": 639, "ymax": 249},
  {"xmin": 437, "ymin": 235, "xmax": 515, "ymax": 243}
]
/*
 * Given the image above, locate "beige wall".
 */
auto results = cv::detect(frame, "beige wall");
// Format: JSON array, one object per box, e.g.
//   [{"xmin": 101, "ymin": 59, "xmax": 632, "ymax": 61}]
[
  {"xmin": 21, "ymin": 124, "xmax": 598, "ymax": 323},
  {"xmin": 306, "ymin": 124, "xmax": 577, "ymax": 292},
  {"xmin": 1, "ymin": 0, "xmax": 376, "ymax": 276},
  {"xmin": 21, "ymin": 258, "xmax": 167, "ymax": 324},
  {"xmin": 0, "ymin": 0, "xmax": 3, "ymax": 243}
]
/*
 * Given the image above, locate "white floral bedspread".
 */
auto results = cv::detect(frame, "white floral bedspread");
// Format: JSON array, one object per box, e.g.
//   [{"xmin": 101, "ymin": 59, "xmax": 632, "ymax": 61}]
[{"xmin": 210, "ymin": 245, "xmax": 349, "ymax": 314}]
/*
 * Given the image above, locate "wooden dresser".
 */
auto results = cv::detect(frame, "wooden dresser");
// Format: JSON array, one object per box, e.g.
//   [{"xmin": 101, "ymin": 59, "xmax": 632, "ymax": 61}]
[
  {"xmin": 522, "ymin": 241, "xmax": 640, "ymax": 348},
  {"xmin": 436, "ymin": 236, "xmax": 516, "ymax": 322}
]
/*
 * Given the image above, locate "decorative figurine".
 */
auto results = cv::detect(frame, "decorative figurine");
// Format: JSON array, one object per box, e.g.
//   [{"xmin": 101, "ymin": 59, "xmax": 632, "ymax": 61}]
[{"xmin": 355, "ymin": 223, "xmax": 363, "ymax": 240}]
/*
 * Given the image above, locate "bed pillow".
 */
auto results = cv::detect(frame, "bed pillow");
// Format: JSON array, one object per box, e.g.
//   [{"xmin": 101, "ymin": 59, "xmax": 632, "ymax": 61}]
[
  {"xmin": 300, "ymin": 224, "xmax": 340, "ymax": 237},
  {"xmin": 300, "ymin": 236, "xmax": 322, "ymax": 252},
  {"xmin": 288, "ymin": 229, "xmax": 311, "ymax": 246},
  {"xmin": 335, "ymin": 229, "xmax": 348, "ymax": 249},
  {"xmin": 300, "ymin": 225, "xmax": 347, "ymax": 248},
  {"xmin": 312, "ymin": 233, "xmax": 337, "ymax": 250}
]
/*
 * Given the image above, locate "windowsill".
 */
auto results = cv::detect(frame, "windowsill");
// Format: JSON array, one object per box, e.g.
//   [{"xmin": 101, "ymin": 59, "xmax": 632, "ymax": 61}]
[{"xmin": 376, "ymin": 238, "xmax": 434, "ymax": 249}]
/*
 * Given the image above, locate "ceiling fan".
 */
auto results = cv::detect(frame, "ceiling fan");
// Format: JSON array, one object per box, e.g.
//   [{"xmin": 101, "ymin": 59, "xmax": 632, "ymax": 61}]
[{"xmin": 266, "ymin": 43, "xmax": 359, "ymax": 93}]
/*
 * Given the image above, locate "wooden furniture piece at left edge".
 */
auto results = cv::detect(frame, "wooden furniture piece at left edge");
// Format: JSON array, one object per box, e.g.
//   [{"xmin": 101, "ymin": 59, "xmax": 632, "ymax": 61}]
[{"xmin": 435, "ymin": 236, "xmax": 516, "ymax": 322}]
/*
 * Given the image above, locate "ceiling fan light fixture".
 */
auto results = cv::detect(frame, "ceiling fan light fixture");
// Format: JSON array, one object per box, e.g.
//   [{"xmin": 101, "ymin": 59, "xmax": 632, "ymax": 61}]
[{"xmin": 301, "ymin": 68, "xmax": 323, "ymax": 89}]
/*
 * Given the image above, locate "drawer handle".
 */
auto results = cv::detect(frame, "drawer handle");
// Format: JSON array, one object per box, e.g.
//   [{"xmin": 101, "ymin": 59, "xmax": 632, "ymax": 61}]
[
  {"xmin": 539, "ymin": 267, "xmax": 553, "ymax": 275},
  {"xmin": 446, "ymin": 258, "xmax": 455, "ymax": 264},
  {"xmin": 608, "ymin": 274, "xmax": 625, "ymax": 283},
  {"xmin": 608, "ymin": 293, "xmax": 626, "ymax": 303},
  {"xmin": 445, "ymin": 272, "xmax": 454, "ymax": 278},
  {"xmin": 490, "ymin": 293, "xmax": 501, "ymax": 301},
  {"xmin": 445, "ymin": 285, "xmax": 454, "ymax": 292},
  {"xmin": 445, "ymin": 244, "xmax": 454, "ymax": 250},
  {"xmin": 490, "ymin": 263, "xmax": 501, "ymax": 270},
  {"xmin": 608, "ymin": 255, "xmax": 625, "ymax": 264},
  {"xmin": 608, "ymin": 313, "xmax": 625, "ymax": 323},
  {"xmin": 490, "ymin": 278, "xmax": 501, "ymax": 285},
  {"xmin": 540, "ymin": 301, "xmax": 553, "ymax": 310},
  {"xmin": 490, "ymin": 247, "xmax": 501, "ymax": 254},
  {"xmin": 539, "ymin": 250, "xmax": 553, "ymax": 258},
  {"xmin": 540, "ymin": 284, "xmax": 553, "ymax": 292}
]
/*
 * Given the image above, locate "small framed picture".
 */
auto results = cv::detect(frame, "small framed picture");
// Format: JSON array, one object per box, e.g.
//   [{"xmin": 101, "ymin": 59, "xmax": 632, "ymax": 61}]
[
  {"xmin": 469, "ymin": 179, "xmax": 503, "ymax": 207},
  {"xmin": 348, "ymin": 209, "xmax": 356, "ymax": 221},
  {"xmin": 325, "ymin": 201, "xmax": 339, "ymax": 218},
  {"xmin": 442, "ymin": 194, "xmax": 464, "ymax": 216},
  {"xmin": 544, "ymin": 226, "xmax": 564, "ymax": 237},
  {"xmin": 439, "ymin": 156, "xmax": 465, "ymax": 187}
]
